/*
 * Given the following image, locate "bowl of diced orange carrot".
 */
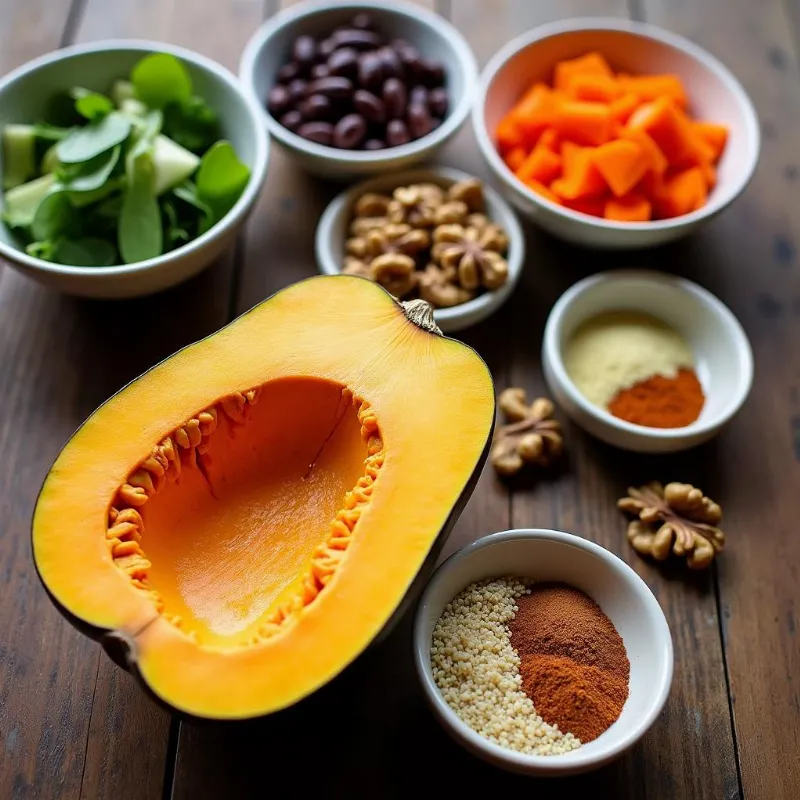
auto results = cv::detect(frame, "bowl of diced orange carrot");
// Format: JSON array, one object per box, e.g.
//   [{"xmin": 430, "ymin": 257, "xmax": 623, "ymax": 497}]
[{"xmin": 472, "ymin": 18, "xmax": 760, "ymax": 248}]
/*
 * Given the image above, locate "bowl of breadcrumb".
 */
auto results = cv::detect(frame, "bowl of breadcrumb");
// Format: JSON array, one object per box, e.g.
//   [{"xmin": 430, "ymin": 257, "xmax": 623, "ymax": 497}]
[{"xmin": 413, "ymin": 529, "xmax": 673, "ymax": 776}]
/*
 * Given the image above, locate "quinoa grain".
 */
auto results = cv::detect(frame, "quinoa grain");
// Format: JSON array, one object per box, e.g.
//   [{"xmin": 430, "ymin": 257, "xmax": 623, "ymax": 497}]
[{"xmin": 430, "ymin": 577, "xmax": 580, "ymax": 756}]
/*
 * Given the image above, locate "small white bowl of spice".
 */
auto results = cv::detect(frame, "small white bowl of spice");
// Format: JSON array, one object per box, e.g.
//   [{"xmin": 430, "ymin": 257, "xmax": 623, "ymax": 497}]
[
  {"xmin": 542, "ymin": 269, "xmax": 753, "ymax": 453},
  {"xmin": 413, "ymin": 529, "xmax": 673, "ymax": 776},
  {"xmin": 315, "ymin": 166, "xmax": 524, "ymax": 333}
]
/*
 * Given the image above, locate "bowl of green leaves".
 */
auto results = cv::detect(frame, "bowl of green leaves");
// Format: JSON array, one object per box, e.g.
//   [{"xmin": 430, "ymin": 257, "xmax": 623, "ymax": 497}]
[{"xmin": 0, "ymin": 40, "xmax": 269, "ymax": 298}]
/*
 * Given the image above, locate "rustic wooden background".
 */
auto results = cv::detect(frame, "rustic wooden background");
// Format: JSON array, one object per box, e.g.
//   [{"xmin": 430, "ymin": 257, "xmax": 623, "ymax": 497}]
[{"xmin": 1, "ymin": 0, "xmax": 799, "ymax": 798}]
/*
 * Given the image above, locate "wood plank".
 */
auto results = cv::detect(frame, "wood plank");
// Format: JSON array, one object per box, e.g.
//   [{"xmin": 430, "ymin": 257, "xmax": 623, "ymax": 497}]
[
  {"xmin": 0, "ymin": 5, "xmax": 96, "ymax": 798},
  {"xmin": 638, "ymin": 0, "xmax": 800, "ymax": 797},
  {"xmin": 0, "ymin": 1, "xmax": 261, "ymax": 798}
]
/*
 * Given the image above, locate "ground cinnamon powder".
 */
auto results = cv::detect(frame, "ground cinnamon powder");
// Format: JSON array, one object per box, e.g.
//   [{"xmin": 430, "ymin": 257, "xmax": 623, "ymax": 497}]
[{"xmin": 509, "ymin": 583, "xmax": 630, "ymax": 743}]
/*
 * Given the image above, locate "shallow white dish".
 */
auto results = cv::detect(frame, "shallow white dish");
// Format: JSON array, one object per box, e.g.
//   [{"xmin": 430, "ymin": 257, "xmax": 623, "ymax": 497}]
[
  {"xmin": 413, "ymin": 529, "xmax": 673, "ymax": 776},
  {"xmin": 472, "ymin": 18, "xmax": 760, "ymax": 248},
  {"xmin": 239, "ymin": 0, "xmax": 478, "ymax": 179},
  {"xmin": 0, "ymin": 40, "xmax": 269, "ymax": 299},
  {"xmin": 542, "ymin": 269, "xmax": 753, "ymax": 452},
  {"xmin": 315, "ymin": 166, "xmax": 524, "ymax": 333}
]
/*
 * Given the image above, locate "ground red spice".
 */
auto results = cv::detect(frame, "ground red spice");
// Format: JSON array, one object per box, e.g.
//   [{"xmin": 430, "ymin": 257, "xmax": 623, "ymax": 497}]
[
  {"xmin": 509, "ymin": 583, "xmax": 630, "ymax": 743},
  {"xmin": 608, "ymin": 367, "xmax": 704, "ymax": 428}
]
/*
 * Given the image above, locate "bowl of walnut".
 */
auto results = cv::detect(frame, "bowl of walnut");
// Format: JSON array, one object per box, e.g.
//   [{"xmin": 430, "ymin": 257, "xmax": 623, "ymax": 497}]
[{"xmin": 315, "ymin": 166, "xmax": 524, "ymax": 333}]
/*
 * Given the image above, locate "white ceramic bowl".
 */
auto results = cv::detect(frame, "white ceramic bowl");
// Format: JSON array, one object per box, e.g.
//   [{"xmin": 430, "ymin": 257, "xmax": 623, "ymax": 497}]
[
  {"xmin": 543, "ymin": 269, "xmax": 753, "ymax": 452},
  {"xmin": 315, "ymin": 167, "xmax": 524, "ymax": 333},
  {"xmin": 414, "ymin": 529, "xmax": 673, "ymax": 776},
  {"xmin": 472, "ymin": 18, "xmax": 760, "ymax": 248},
  {"xmin": 0, "ymin": 40, "xmax": 269, "ymax": 298},
  {"xmin": 239, "ymin": 0, "xmax": 478, "ymax": 179}
]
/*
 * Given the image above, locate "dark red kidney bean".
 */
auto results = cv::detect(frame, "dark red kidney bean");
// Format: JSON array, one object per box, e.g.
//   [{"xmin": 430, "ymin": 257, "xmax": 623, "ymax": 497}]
[
  {"xmin": 287, "ymin": 78, "xmax": 307, "ymax": 102},
  {"xmin": 318, "ymin": 38, "xmax": 337, "ymax": 59},
  {"xmin": 428, "ymin": 87, "xmax": 448, "ymax": 117},
  {"xmin": 357, "ymin": 52, "xmax": 383, "ymax": 88},
  {"xmin": 375, "ymin": 46, "xmax": 402, "ymax": 79},
  {"xmin": 386, "ymin": 119, "xmax": 410, "ymax": 146},
  {"xmin": 353, "ymin": 89, "xmax": 385, "ymax": 123},
  {"xmin": 407, "ymin": 103, "xmax": 433, "ymax": 139},
  {"xmin": 421, "ymin": 59, "xmax": 445, "ymax": 87},
  {"xmin": 267, "ymin": 84, "xmax": 291, "ymax": 115},
  {"xmin": 382, "ymin": 78, "xmax": 407, "ymax": 119},
  {"xmin": 350, "ymin": 12, "xmax": 373, "ymax": 29},
  {"xmin": 327, "ymin": 47, "xmax": 359, "ymax": 78},
  {"xmin": 277, "ymin": 61, "xmax": 300, "ymax": 84},
  {"xmin": 306, "ymin": 76, "xmax": 353, "ymax": 99},
  {"xmin": 310, "ymin": 63, "xmax": 330, "ymax": 80},
  {"xmin": 297, "ymin": 121, "xmax": 334, "ymax": 145},
  {"xmin": 279, "ymin": 109, "xmax": 303, "ymax": 132},
  {"xmin": 334, "ymin": 28, "xmax": 382, "ymax": 50},
  {"xmin": 396, "ymin": 45, "xmax": 423, "ymax": 80},
  {"xmin": 390, "ymin": 38, "xmax": 410, "ymax": 52},
  {"xmin": 292, "ymin": 35, "xmax": 317, "ymax": 68},
  {"xmin": 363, "ymin": 138, "xmax": 386, "ymax": 150},
  {"xmin": 430, "ymin": 117, "xmax": 443, "ymax": 131},
  {"xmin": 333, "ymin": 114, "xmax": 367, "ymax": 149},
  {"xmin": 410, "ymin": 85, "xmax": 428, "ymax": 108},
  {"xmin": 300, "ymin": 93, "xmax": 332, "ymax": 120}
]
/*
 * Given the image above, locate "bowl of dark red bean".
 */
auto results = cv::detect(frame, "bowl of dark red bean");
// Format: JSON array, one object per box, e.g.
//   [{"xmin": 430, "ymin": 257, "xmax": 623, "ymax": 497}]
[{"xmin": 239, "ymin": 0, "xmax": 478, "ymax": 178}]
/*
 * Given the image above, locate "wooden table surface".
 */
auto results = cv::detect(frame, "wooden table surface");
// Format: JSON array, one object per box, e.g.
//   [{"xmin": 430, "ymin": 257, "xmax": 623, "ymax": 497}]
[{"xmin": 1, "ymin": 0, "xmax": 799, "ymax": 798}]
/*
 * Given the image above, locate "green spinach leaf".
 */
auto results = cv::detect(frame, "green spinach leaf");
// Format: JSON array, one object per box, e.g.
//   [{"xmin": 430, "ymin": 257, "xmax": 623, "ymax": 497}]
[
  {"xmin": 61, "ymin": 146, "xmax": 121, "ymax": 193},
  {"xmin": 163, "ymin": 96, "xmax": 219, "ymax": 154},
  {"xmin": 131, "ymin": 53, "xmax": 192, "ymax": 110},
  {"xmin": 195, "ymin": 140, "xmax": 249, "ymax": 226},
  {"xmin": 26, "ymin": 240, "xmax": 57, "ymax": 261},
  {"xmin": 71, "ymin": 87, "xmax": 114, "ymax": 121},
  {"xmin": 55, "ymin": 237, "xmax": 117, "ymax": 266},
  {"xmin": 56, "ymin": 112, "xmax": 131, "ymax": 164},
  {"xmin": 118, "ymin": 148, "xmax": 162, "ymax": 263},
  {"xmin": 31, "ymin": 189, "xmax": 74, "ymax": 240}
]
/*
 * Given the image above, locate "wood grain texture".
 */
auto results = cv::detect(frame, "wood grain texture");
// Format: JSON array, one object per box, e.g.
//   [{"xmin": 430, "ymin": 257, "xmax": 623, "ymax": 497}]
[
  {"xmin": 639, "ymin": 0, "xmax": 800, "ymax": 797},
  {"xmin": 0, "ymin": 1, "xmax": 261, "ymax": 798}
]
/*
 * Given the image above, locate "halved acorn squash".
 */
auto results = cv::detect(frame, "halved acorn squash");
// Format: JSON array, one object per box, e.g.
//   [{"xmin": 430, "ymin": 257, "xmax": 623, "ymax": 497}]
[{"xmin": 33, "ymin": 275, "xmax": 495, "ymax": 719}]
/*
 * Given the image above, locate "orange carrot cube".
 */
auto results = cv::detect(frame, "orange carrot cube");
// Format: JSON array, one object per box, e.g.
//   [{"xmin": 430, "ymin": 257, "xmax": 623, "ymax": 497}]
[
  {"xmin": 496, "ymin": 114, "xmax": 524, "ymax": 153},
  {"xmin": 627, "ymin": 97, "xmax": 695, "ymax": 165},
  {"xmin": 592, "ymin": 139, "xmax": 649, "ymax": 197},
  {"xmin": 516, "ymin": 144, "xmax": 562, "ymax": 185},
  {"xmin": 619, "ymin": 127, "xmax": 668, "ymax": 175},
  {"xmin": 509, "ymin": 83, "xmax": 563, "ymax": 143},
  {"xmin": 551, "ymin": 142, "xmax": 607, "ymax": 200},
  {"xmin": 524, "ymin": 178, "xmax": 561, "ymax": 204},
  {"xmin": 692, "ymin": 121, "xmax": 729, "ymax": 162},
  {"xmin": 617, "ymin": 74, "xmax": 688, "ymax": 108},
  {"xmin": 652, "ymin": 166, "xmax": 708, "ymax": 218},
  {"xmin": 604, "ymin": 193, "xmax": 652, "ymax": 221},
  {"xmin": 565, "ymin": 73, "xmax": 620, "ymax": 103},
  {"xmin": 561, "ymin": 195, "xmax": 607, "ymax": 217},
  {"xmin": 503, "ymin": 146, "xmax": 528, "ymax": 172},
  {"xmin": 554, "ymin": 100, "xmax": 613, "ymax": 146},
  {"xmin": 538, "ymin": 127, "xmax": 560, "ymax": 152},
  {"xmin": 609, "ymin": 93, "xmax": 641, "ymax": 124},
  {"xmin": 554, "ymin": 52, "xmax": 614, "ymax": 92}
]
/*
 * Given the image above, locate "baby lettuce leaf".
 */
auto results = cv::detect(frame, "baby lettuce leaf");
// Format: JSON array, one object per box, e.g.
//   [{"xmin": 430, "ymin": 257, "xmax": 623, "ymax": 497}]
[
  {"xmin": 60, "ymin": 145, "xmax": 120, "ymax": 193},
  {"xmin": 55, "ymin": 237, "xmax": 117, "ymax": 266},
  {"xmin": 26, "ymin": 240, "xmax": 57, "ymax": 261},
  {"xmin": 31, "ymin": 189, "xmax": 74, "ymax": 241},
  {"xmin": 71, "ymin": 87, "xmax": 114, "ymax": 121},
  {"xmin": 172, "ymin": 181, "xmax": 213, "ymax": 233},
  {"xmin": 119, "ymin": 147, "xmax": 162, "ymax": 263},
  {"xmin": 162, "ymin": 196, "xmax": 191, "ymax": 250},
  {"xmin": 56, "ymin": 112, "xmax": 131, "ymax": 164},
  {"xmin": 163, "ymin": 95, "xmax": 219, "ymax": 154},
  {"xmin": 131, "ymin": 53, "xmax": 192, "ymax": 110},
  {"xmin": 195, "ymin": 140, "xmax": 249, "ymax": 226}
]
